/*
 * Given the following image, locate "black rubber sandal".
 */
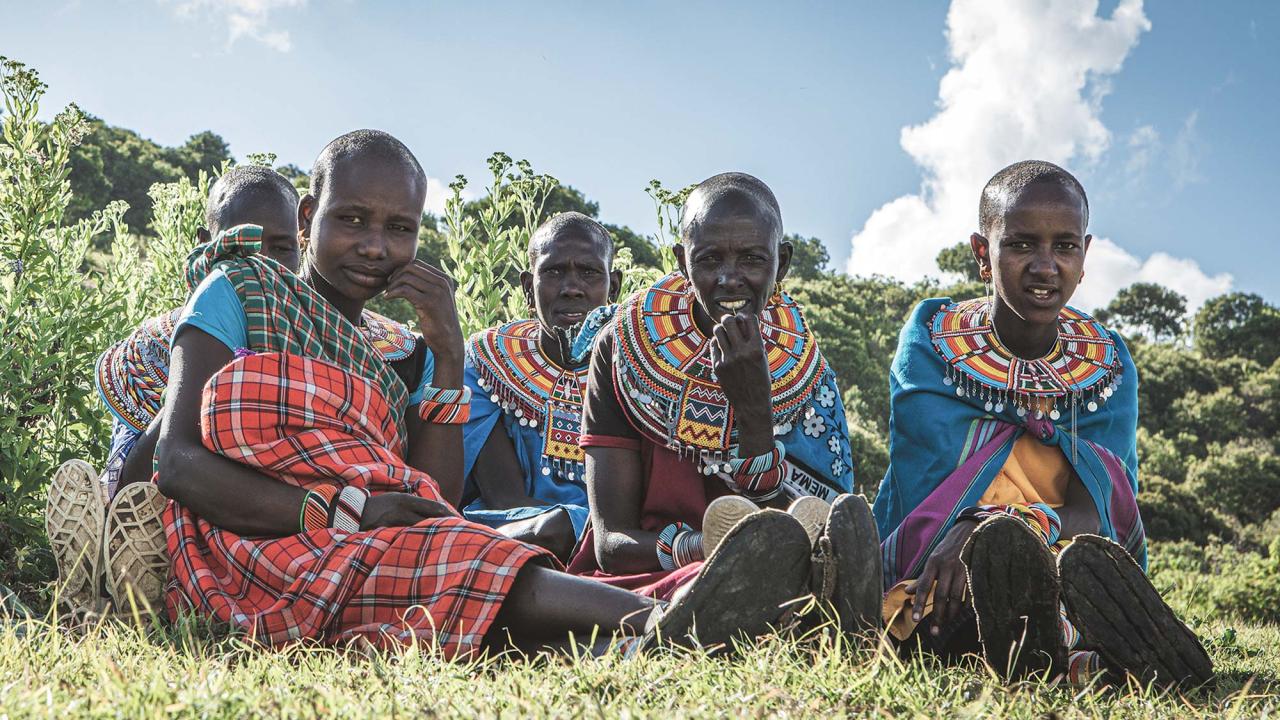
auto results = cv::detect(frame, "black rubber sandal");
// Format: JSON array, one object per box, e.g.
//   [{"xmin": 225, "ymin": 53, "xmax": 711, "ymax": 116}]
[
  {"xmin": 1057, "ymin": 534, "xmax": 1214, "ymax": 689},
  {"xmin": 962, "ymin": 515, "xmax": 1066, "ymax": 679},
  {"xmin": 812, "ymin": 493, "xmax": 882, "ymax": 637},
  {"xmin": 646, "ymin": 508, "xmax": 811, "ymax": 652}
]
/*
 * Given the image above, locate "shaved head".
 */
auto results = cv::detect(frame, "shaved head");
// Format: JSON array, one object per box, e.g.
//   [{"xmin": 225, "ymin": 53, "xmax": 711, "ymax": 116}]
[
  {"xmin": 680, "ymin": 172, "xmax": 783, "ymax": 247},
  {"xmin": 205, "ymin": 165, "xmax": 298, "ymax": 237},
  {"xmin": 528, "ymin": 211, "xmax": 614, "ymax": 268},
  {"xmin": 308, "ymin": 129, "xmax": 426, "ymax": 204},
  {"xmin": 979, "ymin": 160, "xmax": 1088, "ymax": 238}
]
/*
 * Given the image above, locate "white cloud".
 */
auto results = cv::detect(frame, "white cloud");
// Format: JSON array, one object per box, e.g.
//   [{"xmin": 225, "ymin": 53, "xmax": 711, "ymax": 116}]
[
  {"xmin": 1168, "ymin": 110, "xmax": 1203, "ymax": 190},
  {"xmin": 1073, "ymin": 237, "xmax": 1231, "ymax": 311},
  {"xmin": 162, "ymin": 0, "xmax": 305, "ymax": 52},
  {"xmin": 1125, "ymin": 124, "xmax": 1160, "ymax": 178},
  {"xmin": 847, "ymin": 0, "xmax": 1231, "ymax": 310}
]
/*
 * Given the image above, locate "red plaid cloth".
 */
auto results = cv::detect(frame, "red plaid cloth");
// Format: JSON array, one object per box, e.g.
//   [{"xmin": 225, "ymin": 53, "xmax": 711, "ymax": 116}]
[{"xmin": 165, "ymin": 351, "xmax": 551, "ymax": 655}]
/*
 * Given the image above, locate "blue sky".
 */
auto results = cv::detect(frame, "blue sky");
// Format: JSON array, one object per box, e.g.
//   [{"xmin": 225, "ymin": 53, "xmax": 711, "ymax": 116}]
[{"xmin": 2, "ymin": 0, "xmax": 1276, "ymax": 309}]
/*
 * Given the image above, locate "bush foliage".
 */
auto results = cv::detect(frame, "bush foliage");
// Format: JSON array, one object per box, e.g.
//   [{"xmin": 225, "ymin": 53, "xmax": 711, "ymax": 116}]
[{"xmin": 2, "ymin": 56, "xmax": 1277, "ymax": 608}]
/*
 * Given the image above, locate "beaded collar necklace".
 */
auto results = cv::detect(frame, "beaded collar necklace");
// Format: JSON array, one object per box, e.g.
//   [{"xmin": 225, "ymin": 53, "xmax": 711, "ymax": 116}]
[
  {"xmin": 612, "ymin": 272, "xmax": 827, "ymax": 459},
  {"xmin": 468, "ymin": 318, "xmax": 589, "ymax": 480},
  {"xmin": 929, "ymin": 297, "xmax": 1122, "ymax": 421}
]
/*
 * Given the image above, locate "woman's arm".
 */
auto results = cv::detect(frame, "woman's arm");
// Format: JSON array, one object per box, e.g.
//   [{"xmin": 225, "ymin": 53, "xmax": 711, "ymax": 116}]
[
  {"xmin": 388, "ymin": 260, "xmax": 465, "ymax": 506},
  {"xmin": 116, "ymin": 416, "xmax": 162, "ymax": 490},
  {"xmin": 471, "ymin": 424, "xmax": 547, "ymax": 510},
  {"xmin": 160, "ymin": 328, "xmax": 457, "ymax": 535},
  {"xmin": 585, "ymin": 446, "xmax": 660, "ymax": 574},
  {"xmin": 404, "ymin": 390, "xmax": 464, "ymax": 508}
]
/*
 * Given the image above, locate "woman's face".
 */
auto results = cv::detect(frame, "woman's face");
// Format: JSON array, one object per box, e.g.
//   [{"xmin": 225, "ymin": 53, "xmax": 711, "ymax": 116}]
[
  {"xmin": 299, "ymin": 156, "xmax": 425, "ymax": 303},
  {"xmin": 980, "ymin": 182, "xmax": 1091, "ymax": 329},
  {"xmin": 674, "ymin": 210, "xmax": 791, "ymax": 332}
]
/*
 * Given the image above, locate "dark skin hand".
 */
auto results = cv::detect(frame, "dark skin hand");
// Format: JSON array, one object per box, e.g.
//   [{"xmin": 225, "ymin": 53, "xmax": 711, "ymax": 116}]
[
  {"xmin": 709, "ymin": 311, "xmax": 775, "ymax": 457},
  {"xmin": 905, "ymin": 474, "xmax": 1102, "ymax": 634},
  {"xmin": 383, "ymin": 258, "xmax": 467, "ymax": 506},
  {"xmin": 156, "ymin": 327, "xmax": 457, "ymax": 537}
]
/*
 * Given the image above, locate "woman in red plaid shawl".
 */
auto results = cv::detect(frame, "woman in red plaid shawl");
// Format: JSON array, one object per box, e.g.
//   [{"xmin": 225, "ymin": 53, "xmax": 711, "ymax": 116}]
[{"xmin": 156, "ymin": 130, "xmax": 809, "ymax": 656}]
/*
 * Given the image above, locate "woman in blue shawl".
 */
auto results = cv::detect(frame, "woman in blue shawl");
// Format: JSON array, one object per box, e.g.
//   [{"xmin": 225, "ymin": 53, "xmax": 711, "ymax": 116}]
[
  {"xmin": 459, "ymin": 213, "xmax": 622, "ymax": 560},
  {"xmin": 874, "ymin": 161, "xmax": 1211, "ymax": 688}
]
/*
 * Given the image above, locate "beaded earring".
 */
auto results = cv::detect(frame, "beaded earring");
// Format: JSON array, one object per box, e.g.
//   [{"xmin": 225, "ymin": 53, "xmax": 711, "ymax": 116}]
[
  {"xmin": 980, "ymin": 266, "xmax": 994, "ymax": 315},
  {"xmin": 769, "ymin": 280, "xmax": 785, "ymax": 307}
]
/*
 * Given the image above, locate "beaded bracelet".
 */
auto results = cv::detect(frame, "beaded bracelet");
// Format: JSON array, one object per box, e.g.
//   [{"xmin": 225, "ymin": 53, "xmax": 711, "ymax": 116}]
[
  {"xmin": 417, "ymin": 385, "xmax": 472, "ymax": 424},
  {"xmin": 956, "ymin": 502, "xmax": 1062, "ymax": 546},
  {"xmin": 299, "ymin": 484, "xmax": 340, "ymax": 533},
  {"xmin": 656, "ymin": 521, "xmax": 705, "ymax": 571},
  {"xmin": 727, "ymin": 441, "xmax": 786, "ymax": 501},
  {"xmin": 330, "ymin": 486, "xmax": 370, "ymax": 533}
]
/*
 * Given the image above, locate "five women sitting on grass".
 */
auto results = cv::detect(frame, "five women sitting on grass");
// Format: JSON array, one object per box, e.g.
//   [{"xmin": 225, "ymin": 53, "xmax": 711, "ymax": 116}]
[{"xmin": 45, "ymin": 132, "xmax": 1212, "ymax": 685}]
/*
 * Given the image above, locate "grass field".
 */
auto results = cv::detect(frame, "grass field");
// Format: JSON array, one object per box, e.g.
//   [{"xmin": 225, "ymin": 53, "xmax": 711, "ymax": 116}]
[{"xmin": 1, "ymin": 544, "xmax": 1277, "ymax": 719}]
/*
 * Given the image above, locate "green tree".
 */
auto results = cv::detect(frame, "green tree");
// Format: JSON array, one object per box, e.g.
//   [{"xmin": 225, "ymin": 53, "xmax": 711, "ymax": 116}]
[
  {"xmin": 1194, "ymin": 292, "xmax": 1280, "ymax": 365},
  {"xmin": 1169, "ymin": 386, "xmax": 1248, "ymax": 452},
  {"xmin": 784, "ymin": 234, "xmax": 830, "ymax": 281},
  {"xmin": 1099, "ymin": 282, "xmax": 1187, "ymax": 342},
  {"xmin": 1128, "ymin": 342, "xmax": 1221, "ymax": 434},
  {"xmin": 274, "ymin": 163, "xmax": 309, "ymax": 192},
  {"xmin": 787, "ymin": 273, "xmax": 919, "ymax": 434},
  {"xmin": 69, "ymin": 116, "xmax": 178, "ymax": 231},
  {"xmin": 1187, "ymin": 438, "xmax": 1280, "ymax": 526},
  {"xmin": 936, "ymin": 242, "xmax": 981, "ymax": 282},
  {"xmin": 165, "ymin": 130, "xmax": 231, "ymax": 180},
  {"xmin": 66, "ymin": 115, "xmax": 231, "ymax": 235}
]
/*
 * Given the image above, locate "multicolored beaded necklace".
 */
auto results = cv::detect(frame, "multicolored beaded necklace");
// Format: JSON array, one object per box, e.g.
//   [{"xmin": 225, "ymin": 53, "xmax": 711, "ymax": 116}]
[
  {"xmin": 468, "ymin": 318, "xmax": 589, "ymax": 482},
  {"xmin": 929, "ymin": 298, "xmax": 1121, "ymax": 416},
  {"xmin": 360, "ymin": 310, "xmax": 417, "ymax": 362},
  {"xmin": 612, "ymin": 272, "xmax": 828, "ymax": 461},
  {"xmin": 929, "ymin": 297, "xmax": 1123, "ymax": 462}
]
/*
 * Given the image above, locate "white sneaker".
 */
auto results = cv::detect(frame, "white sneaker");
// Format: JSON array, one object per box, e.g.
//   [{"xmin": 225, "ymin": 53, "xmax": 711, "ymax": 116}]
[
  {"xmin": 104, "ymin": 482, "xmax": 169, "ymax": 613},
  {"xmin": 701, "ymin": 494, "xmax": 759, "ymax": 558},
  {"xmin": 44, "ymin": 460, "xmax": 107, "ymax": 616}
]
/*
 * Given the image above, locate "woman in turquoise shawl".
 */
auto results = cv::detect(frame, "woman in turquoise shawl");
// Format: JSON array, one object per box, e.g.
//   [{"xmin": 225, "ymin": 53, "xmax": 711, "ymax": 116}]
[
  {"xmin": 874, "ymin": 160, "xmax": 1210, "ymax": 688},
  {"xmin": 458, "ymin": 213, "xmax": 622, "ymax": 560}
]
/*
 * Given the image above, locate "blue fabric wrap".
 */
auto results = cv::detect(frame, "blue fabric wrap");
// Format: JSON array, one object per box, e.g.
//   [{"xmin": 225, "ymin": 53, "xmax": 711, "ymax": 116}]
[
  {"xmin": 776, "ymin": 368, "xmax": 856, "ymax": 498},
  {"xmin": 459, "ymin": 361, "xmax": 589, "ymax": 536},
  {"xmin": 872, "ymin": 298, "xmax": 1145, "ymax": 584}
]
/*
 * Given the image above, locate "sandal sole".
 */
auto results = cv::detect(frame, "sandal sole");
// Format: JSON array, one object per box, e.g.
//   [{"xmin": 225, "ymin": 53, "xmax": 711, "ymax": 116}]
[
  {"xmin": 963, "ymin": 516, "xmax": 1065, "ymax": 679},
  {"xmin": 701, "ymin": 494, "xmax": 759, "ymax": 558},
  {"xmin": 44, "ymin": 459, "xmax": 106, "ymax": 615},
  {"xmin": 1058, "ymin": 534, "xmax": 1213, "ymax": 688},
  {"xmin": 822, "ymin": 494, "xmax": 882, "ymax": 635},
  {"xmin": 656, "ymin": 509, "xmax": 810, "ymax": 650},
  {"xmin": 787, "ymin": 495, "xmax": 830, "ymax": 547}
]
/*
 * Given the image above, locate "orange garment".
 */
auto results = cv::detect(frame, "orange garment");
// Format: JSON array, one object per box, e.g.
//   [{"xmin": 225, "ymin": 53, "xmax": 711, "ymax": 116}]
[{"xmin": 883, "ymin": 434, "xmax": 1073, "ymax": 640}]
